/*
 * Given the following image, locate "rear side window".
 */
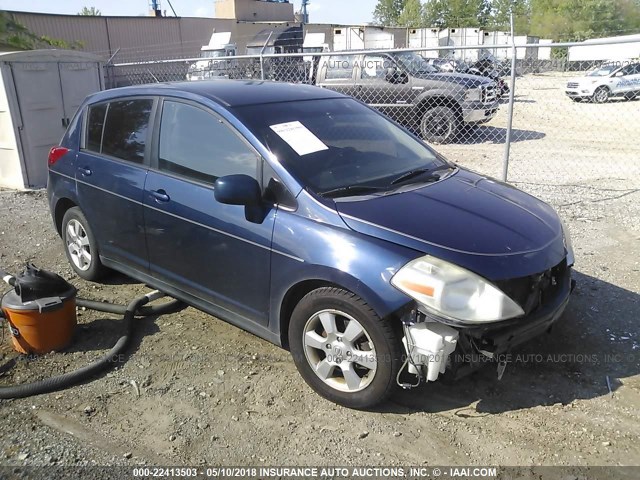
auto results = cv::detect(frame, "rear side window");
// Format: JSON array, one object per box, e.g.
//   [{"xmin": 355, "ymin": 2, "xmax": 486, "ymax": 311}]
[
  {"xmin": 101, "ymin": 99, "xmax": 153, "ymax": 163},
  {"xmin": 325, "ymin": 55, "xmax": 354, "ymax": 80},
  {"xmin": 157, "ymin": 100, "xmax": 258, "ymax": 184},
  {"xmin": 86, "ymin": 104, "xmax": 107, "ymax": 153}
]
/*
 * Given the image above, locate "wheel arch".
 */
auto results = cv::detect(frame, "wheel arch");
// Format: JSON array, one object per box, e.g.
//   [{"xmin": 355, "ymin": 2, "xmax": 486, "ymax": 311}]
[
  {"xmin": 416, "ymin": 94, "xmax": 463, "ymax": 120},
  {"xmin": 54, "ymin": 197, "xmax": 77, "ymax": 236},
  {"xmin": 276, "ymin": 269, "xmax": 410, "ymax": 350}
]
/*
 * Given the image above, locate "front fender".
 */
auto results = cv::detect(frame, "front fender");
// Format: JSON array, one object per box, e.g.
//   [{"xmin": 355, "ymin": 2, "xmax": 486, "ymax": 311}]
[{"xmin": 268, "ymin": 209, "xmax": 420, "ymax": 340}]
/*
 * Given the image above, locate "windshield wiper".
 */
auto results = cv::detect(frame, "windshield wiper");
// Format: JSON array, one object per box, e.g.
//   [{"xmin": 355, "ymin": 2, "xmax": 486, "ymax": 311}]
[
  {"xmin": 319, "ymin": 185, "xmax": 388, "ymax": 198},
  {"xmin": 391, "ymin": 164, "xmax": 454, "ymax": 186}
]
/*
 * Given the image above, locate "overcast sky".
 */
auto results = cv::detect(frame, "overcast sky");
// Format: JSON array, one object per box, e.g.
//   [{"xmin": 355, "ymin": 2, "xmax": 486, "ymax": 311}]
[{"xmin": 0, "ymin": 0, "xmax": 378, "ymax": 24}]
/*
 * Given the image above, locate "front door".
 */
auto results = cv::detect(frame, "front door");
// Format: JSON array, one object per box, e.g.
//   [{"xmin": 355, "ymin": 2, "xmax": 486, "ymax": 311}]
[
  {"xmin": 353, "ymin": 54, "xmax": 414, "ymax": 123},
  {"xmin": 143, "ymin": 99, "xmax": 274, "ymax": 325}
]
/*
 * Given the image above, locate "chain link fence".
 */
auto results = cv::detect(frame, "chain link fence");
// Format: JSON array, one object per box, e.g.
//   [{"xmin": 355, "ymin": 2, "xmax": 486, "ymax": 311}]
[{"xmin": 107, "ymin": 42, "xmax": 640, "ymax": 210}]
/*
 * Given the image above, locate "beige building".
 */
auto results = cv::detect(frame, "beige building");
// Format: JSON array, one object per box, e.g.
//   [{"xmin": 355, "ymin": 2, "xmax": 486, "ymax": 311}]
[{"xmin": 215, "ymin": 0, "xmax": 295, "ymax": 22}]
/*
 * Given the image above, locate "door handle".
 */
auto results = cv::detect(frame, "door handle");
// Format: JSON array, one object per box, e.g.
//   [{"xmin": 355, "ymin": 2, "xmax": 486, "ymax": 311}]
[
  {"xmin": 150, "ymin": 189, "xmax": 170, "ymax": 202},
  {"xmin": 77, "ymin": 167, "xmax": 92, "ymax": 176}
]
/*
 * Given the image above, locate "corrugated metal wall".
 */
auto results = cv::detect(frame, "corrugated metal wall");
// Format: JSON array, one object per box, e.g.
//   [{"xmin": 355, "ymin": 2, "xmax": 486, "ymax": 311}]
[{"xmin": 6, "ymin": 11, "xmax": 236, "ymax": 62}]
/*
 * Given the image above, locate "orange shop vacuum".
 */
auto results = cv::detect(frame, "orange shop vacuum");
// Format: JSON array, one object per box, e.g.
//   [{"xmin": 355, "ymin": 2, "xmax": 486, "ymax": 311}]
[
  {"xmin": 0, "ymin": 263, "xmax": 185, "ymax": 400},
  {"xmin": 1, "ymin": 263, "xmax": 77, "ymax": 355}
]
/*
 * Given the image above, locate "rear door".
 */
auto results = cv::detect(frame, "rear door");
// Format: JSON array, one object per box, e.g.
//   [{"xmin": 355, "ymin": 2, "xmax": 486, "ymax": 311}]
[
  {"xmin": 76, "ymin": 98, "xmax": 154, "ymax": 272},
  {"xmin": 143, "ymin": 98, "xmax": 274, "ymax": 325},
  {"xmin": 317, "ymin": 54, "xmax": 357, "ymax": 97}
]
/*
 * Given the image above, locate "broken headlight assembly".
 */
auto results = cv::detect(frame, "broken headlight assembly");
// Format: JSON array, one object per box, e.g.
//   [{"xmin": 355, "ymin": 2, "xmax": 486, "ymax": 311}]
[
  {"xmin": 391, "ymin": 255, "xmax": 524, "ymax": 324},
  {"xmin": 561, "ymin": 218, "xmax": 575, "ymax": 267}
]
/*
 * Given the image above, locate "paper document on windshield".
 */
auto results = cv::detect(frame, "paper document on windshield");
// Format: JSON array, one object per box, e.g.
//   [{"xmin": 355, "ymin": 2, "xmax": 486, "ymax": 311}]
[{"xmin": 270, "ymin": 121, "xmax": 328, "ymax": 156}]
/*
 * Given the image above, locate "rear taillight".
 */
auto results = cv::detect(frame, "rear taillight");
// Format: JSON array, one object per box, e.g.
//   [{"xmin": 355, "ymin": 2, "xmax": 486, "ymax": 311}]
[{"xmin": 48, "ymin": 146, "xmax": 69, "ymax": 167}]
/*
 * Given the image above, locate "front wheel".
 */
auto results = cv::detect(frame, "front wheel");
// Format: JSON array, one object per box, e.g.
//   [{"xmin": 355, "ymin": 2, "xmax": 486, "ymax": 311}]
[
  {"xmin": 420, "ymin": 106, "xmax": 459, "ymax": 144},
  {"xmin": 61, "ymin": 207, "xmax": 107, "ymax": 281},
  {"xmin": 592, "ymin": 86, "xmax": 609, "ymax": 103},
  {"xmin": 289, "ymin": 287, "xmax": 402, "ymax": 409}
]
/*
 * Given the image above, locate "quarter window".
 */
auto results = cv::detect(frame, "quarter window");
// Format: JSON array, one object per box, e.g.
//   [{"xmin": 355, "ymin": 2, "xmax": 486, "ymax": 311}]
[
  {"xmin": 158, "ymin": 100, "xmax": 258, "ymax": 184},
  {"xmin": 101, "ymin": 99, "xmax": 153, "ymax": 163},
  {"xmin": 86, "ymin": 103, "xmax": 107, "ymax": 153}
]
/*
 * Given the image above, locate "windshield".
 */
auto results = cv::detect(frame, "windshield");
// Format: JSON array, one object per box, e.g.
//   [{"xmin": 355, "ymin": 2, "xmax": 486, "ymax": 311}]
[
  {"xmin": 587, "ymin": 65, "xmax": 618, "ymax": 77},
  {"xmin": 247, "ymin": 46, "xmax": 275, "ymax": 55},
  {"xmin": 232, "ymin": 98, "xmax": 447, "ymax": 197},
  {"xmin": 390, "ymin": 52, "xmax": 439, "ymax": 74},
  {"xmin": 201, "ymin": 50, "xmax": 225, "ymax": 59}
]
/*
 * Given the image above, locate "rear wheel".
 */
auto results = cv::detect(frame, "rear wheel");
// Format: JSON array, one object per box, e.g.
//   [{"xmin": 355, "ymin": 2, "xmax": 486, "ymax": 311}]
[
  {"xmin": 592, "ymin": 86, "xmax": 609, "ymax": 103},
  {"xmin": 61, "ymin": 207, "xmax": 107, "ymax": 281},
  {"xmin": 420, "ymin": 106, "xmax": 458, "ymax": 144},
  {"xmin": 289, "ymin": 287, "xmax": 402, "ymax": 409}
]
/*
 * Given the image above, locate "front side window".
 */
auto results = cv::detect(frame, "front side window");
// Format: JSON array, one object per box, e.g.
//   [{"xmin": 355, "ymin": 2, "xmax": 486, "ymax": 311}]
[
  {"xmin": 158, "ymin": 100, "xmax": 258, "ymax": 184},
  {"xmin": 101, "ymin": 99, "xmax": 153, "ymax": 163},
  {"xmin": 362, "ymin": 55, "xmax": 388, "ymax": 79}
]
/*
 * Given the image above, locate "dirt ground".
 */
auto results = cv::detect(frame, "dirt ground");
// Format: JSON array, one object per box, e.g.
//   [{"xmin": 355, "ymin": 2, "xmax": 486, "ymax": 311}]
[{"xmin": 0, "ymin": 73, "xmax": 639, "ymax": 473}]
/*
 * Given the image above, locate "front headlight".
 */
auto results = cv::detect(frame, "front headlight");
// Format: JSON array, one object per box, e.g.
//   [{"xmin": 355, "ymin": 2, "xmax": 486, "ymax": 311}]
[
  {"xmin": 465, "ymin": 88, "xmax": 482, "ymax": 101},
  {"xmin": 391, "ymin": 255, "xmax": 524, "ymax": 323},
  {"xmin": 561, "ymin": 219, "xmax": 575, "ymax": 266}
]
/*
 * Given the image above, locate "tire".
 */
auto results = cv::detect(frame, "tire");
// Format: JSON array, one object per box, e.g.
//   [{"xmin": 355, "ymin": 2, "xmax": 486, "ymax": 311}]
[
  {"xmin": 61, "ymin": 207, "xmax": 107, "ymax": 281},
  {"xmin": 592, "ymin": 86, "xmax": 609, "ymax": 104},
  {"xmin": 289, "ymin": 287, "xmax": 402, "ymax": 409},
  {"xmin": 420, "ymin": 106, "xmax": 458, "ymax": 144}
]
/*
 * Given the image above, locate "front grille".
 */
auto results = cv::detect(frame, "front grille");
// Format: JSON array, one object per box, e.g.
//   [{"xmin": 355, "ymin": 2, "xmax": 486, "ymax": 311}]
[
  {"xmin": 567, "ymin": 82, "xmax": 579, "ymax": 88},
  {"xmin": 483, "ymin": 85, "xmax": 497, "ymax": 104},
  {"xmin": 495, "ymin": 260, "xmax": 569, "ymax": 316}
]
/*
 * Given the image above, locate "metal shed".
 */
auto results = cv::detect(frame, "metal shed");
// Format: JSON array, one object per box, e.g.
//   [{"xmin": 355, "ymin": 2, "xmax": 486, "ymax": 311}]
[{"xmin": 0, "ymin": 50, "xmax": 104, "ymax": 190}]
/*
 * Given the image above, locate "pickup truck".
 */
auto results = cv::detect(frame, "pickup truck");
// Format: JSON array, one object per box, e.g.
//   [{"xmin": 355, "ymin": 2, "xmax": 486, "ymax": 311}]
[{"xmin": 314, "ymin": 51, "xmax": 499, "ymax": 143}]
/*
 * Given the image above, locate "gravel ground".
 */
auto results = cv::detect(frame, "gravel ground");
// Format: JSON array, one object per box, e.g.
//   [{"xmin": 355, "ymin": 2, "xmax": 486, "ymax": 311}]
[{"xmin": 0, "ymin": 73, "xmax": 639, "ymax": 474}]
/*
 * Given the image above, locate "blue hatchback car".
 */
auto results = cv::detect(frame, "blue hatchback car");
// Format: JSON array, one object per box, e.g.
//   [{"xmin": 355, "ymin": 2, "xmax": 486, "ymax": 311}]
[{"xmin": 48, "ymin": 80, "xmax": 574, "ymax": 409}]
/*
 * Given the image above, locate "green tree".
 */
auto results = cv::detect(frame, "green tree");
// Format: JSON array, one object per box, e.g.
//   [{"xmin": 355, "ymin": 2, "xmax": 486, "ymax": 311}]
[
  {"xmin": 529, "ymin": 0, "xmax": 640, "ymax": 41},
  {"xmin": 78, "ymin": 6, "xmax": 102, "ymax": 16},
  {"xmin": 399, "ymin": 0, "xmax": 424, "ymax": 26},
  {"xmin": 489, "ymin": 0, "xmax": 531, "ymax": 33},
  {"xmin": 423, "ymin": 0, "xmax": 491, "ymax": 28},
  {"xmin": 373, "ymin": 0, "xmax": 407, "ymax": 26},
  {"xmin": 423, "ymin": 0, "xmax": 451, "ymax": 27},
  {"xmin": 0, "ymin": 11, "xmax": 76, "ymax": 50}
]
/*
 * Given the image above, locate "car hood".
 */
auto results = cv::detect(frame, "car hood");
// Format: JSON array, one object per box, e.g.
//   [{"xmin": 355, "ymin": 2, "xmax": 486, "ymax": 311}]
[
  {"xmin": 412, "ymin": 72, "xmax": 490, "ymax": 88},
  {"xmin": 334, "ymin": 169, "xmax": 567, "ymax": 280}
]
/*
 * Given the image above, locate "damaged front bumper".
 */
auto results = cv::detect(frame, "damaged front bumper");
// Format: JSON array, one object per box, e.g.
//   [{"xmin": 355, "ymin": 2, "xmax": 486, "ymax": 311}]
[{"xmin": 400, "ymin": 262, "xmax": 575, "ymax": 385}]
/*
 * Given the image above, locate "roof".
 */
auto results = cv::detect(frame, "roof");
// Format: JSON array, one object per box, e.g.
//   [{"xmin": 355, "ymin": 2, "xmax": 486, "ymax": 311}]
[
  {"xmin": 88, "ymin": 79, "xmax": 344, "ymax": 107},
  {"xmin": 0, "ymin": 49, "xmax": 105, "ymax": 63}
]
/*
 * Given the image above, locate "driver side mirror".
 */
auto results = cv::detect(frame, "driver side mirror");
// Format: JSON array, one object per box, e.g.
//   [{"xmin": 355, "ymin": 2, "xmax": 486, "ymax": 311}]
[
  {"xmin": 385, "ymin": 67, "xmax": 409, "ymax": 84},
  {"xmin": 214, "ymin": 174, "xmax": 262, "ymax": 206}
]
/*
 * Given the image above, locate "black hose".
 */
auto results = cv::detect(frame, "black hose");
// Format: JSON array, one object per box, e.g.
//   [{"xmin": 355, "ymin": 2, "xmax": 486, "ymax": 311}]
[
  {"xmin": 0, "ymin": 292, "xmax": 186, "ymax": 400},
  {"xmin": 76, "ymin": 297, "xmax": 185, "ymax": 317}
]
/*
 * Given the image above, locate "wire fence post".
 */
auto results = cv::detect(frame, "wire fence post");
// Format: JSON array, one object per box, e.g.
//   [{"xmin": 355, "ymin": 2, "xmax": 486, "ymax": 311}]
[
  {"xmin": 502, "ymin": 11, "xmax": 518, "ymax": 182},
  {"xmin": 260, "ymin": 32, "xmax": 273, "ymax": 81}
]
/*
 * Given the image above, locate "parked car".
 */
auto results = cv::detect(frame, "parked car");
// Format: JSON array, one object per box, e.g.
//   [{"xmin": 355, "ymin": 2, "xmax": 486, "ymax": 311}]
[
  {"xmin": 314, "ymin": 51, "xmax": 499, "ymax": 143},
  {"xmin": 48, "ymin": 81, "xmax": 574, "ymax": 409},
  {"xmin": 565, "ymin": 62, "xmax": 640, "ymax": 103},
  {"xmin": 427, "ymin": 56, "xmax": 510, "ymax": 98},
  {"xmin": 426, "ymin": 57, "xmax": 470, "ymax": 74}
]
